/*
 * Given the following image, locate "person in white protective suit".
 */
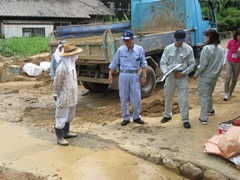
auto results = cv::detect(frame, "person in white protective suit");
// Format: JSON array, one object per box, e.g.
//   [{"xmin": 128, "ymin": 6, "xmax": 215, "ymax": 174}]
[{"xmin": 52, "ymin": 43, "xmax": 82, "ymax": 146}]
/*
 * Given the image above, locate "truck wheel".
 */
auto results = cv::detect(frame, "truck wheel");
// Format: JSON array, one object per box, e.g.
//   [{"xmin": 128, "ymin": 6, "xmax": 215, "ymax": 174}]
[
  {"xmin": 81, "ymin": 81, "xmax": 90, "ymax": 90},
  {"xmin": 138, "ymin": 66, "xmax": 156, "ymax": 98},
  {"xmin": 87, "ymin": 82, "xmax": 109, "ymax": 91}
]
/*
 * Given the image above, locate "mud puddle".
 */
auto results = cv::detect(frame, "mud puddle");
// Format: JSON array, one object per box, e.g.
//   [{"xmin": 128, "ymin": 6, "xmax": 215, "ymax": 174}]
[{"xmin": 0, "ymin": 121, "xmax": 184, "ymax": 180}]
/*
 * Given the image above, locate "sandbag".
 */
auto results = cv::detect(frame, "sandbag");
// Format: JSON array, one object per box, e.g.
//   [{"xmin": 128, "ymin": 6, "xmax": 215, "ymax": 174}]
[
  {"xmin": 218, "ymin": 126, "xmax": 240, "ymax": 158},
  {"xmin": 204, "ymin": 126, "xmax": 240, "ymax": 159},
  {"xmin": 204, "ymin": 126, "xmax": 240, "ymax": 169},
  {"xmin": 23, "ymin": 63, "xmax": 42, "ymax": 76},
  {"xmin": 204, "ymin": 134, "xmax": 223, "ymax": 157},
  {"xmin": 40, "ymin": 62, "xmax": 51, "ymax": 71}
]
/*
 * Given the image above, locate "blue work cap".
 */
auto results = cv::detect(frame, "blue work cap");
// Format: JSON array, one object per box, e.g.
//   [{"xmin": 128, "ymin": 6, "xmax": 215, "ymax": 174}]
[
  {"xmin": 121, "ymin": 30, "xmax": 134, "ymax": 40},
  {"xmin": 174, "ymin": 30, "xmax": 186, "ymax": 42}
]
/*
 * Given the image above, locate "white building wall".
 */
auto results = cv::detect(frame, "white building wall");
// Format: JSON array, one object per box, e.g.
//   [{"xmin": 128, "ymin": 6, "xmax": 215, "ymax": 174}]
[{"xmin": 3, "ymin": 24, "xmax": 53, "ymax": 38}]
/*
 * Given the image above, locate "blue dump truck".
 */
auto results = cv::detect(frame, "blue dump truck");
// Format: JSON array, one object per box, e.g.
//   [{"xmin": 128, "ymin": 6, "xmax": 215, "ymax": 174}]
[{"xmin": 49, "ymin": 0, "xmax": 219, "ymax": 98}]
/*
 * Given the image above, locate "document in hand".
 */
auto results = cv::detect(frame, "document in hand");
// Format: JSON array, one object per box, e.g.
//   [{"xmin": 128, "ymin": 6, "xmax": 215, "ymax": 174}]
[{"xmin": 156, "ymin": 64, "xmax": 182, "ymax": 83}]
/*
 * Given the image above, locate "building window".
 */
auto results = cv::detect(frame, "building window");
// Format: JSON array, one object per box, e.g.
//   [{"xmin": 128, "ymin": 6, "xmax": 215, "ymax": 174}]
[{"xmin": 22, "ymin": 28, "xmax": 45, "ymax": 37}]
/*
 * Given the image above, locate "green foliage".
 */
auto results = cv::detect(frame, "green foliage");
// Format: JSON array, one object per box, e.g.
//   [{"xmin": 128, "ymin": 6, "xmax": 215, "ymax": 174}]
[
  {"xmin": 217, "ymin": 1, "xmax": 240, "ymax": 31},
  {"xmin": 218, "ymin": 20, "xmax": 229, "ymax": 32},
  {"xmin": 106, "ymin": 13, "xmax": 129, "ymax": 23},
  {"xmin": 220, "ymin": 7, "xmax": 240, "ymax": 18},
  {"xmin": 123, "ymin": 13, "xmax": 129, "ymax": 21},
  {"xmin": 221, "ymin": 0, "xmax": 240, "ymax": 8},
  {"xmin": 202, "ymin": 7, "xmax": 210, "ymax": 18},
  {"xmin": 0, "ymin": 36, "xmax": 49, "ymax": 58},
  {"xmin": 0, "ymin": 34, "xmax": 4, "ymax": 39},
  {"xmin": 108, "ymin": 15, "xmax": 114, "ymax": 22},
  {"xmin": 218, "ymin": 16, "xmax": 240, "ymax": 32}
]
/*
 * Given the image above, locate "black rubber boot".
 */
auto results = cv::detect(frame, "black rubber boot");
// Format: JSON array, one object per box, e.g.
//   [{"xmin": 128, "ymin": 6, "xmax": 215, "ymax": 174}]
[
  {"xmin": 63, "ymin": 122, "xmax": 78, "ymax": 139},
  {"xmin": 55, "ymin": 127, "xmax": 69, "ymax": 146}
]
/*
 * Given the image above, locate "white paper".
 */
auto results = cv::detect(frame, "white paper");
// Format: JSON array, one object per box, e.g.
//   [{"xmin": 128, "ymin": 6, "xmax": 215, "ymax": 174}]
[{"xmin": 156, "ymin": 64, "xmax": 182, "ymax": 83}]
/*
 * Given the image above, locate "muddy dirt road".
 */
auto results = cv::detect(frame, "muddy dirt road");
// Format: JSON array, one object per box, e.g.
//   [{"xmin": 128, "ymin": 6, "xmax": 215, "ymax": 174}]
[
  {"xmin": 0, "ymin": 38, "xmax": 239, "ymax": 179},
  {"xmin": 0, "ymin": 80, "xmax": 184, "ymax": 180},
  {"xmin": 0, "ymin": 55, "xmax": 185, "ymax": 179}
]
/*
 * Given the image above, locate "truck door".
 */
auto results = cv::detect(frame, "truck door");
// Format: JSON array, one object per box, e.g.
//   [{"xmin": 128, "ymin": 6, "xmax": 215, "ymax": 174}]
[
  {"xmin": 199, "ymin": 0, "xmax": 217, "ymax": 30},
  {"xmin": 192, "ymin": 0, "xmax": 218, "ymax": 46}
]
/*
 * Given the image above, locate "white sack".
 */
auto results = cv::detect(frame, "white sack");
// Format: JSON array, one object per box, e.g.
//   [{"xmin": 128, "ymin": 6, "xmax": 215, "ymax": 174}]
[
  {"xmin": 40, "ymin": 62, "xmax": 51, "ymax": 71},
  {"xmin": 23, "ymin": 63, "xmax": 42, "ymax": 76}
]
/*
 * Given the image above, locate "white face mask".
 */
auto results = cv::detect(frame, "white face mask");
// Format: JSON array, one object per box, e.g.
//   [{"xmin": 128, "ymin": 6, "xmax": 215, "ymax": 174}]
[{"xmin": 73, "ymin": 54, "xmax": 78, "ymax": 61}]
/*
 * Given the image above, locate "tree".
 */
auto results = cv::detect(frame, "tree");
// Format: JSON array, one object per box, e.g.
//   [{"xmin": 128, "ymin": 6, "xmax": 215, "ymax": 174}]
[{"xmin": 217, "ymin": 0, "xmax": 240, "ymax": 31}]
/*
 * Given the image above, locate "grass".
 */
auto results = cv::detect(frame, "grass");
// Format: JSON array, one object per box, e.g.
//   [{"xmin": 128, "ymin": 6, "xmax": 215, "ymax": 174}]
[{"xmin": 0, "ymin": 36, "xmax": 49, "ymax": 59}]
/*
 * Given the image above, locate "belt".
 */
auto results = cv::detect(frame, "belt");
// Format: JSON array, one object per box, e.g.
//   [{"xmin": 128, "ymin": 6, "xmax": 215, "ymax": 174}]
[{"xmin": 120, "ymin": 70, "xmax": 138, "ymax": 74}]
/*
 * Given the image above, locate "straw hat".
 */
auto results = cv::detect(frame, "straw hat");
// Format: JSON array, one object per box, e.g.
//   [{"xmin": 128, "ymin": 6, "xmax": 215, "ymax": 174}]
[{"xmin": 60, "ymin": 43, "xmax": 83, "ymax": 56}]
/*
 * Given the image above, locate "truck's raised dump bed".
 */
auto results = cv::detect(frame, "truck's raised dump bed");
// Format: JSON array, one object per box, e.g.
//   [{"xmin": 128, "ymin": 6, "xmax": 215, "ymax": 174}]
[{"xmin": 49, "ymin": 27, "xmax": 191, "ymax": 65}]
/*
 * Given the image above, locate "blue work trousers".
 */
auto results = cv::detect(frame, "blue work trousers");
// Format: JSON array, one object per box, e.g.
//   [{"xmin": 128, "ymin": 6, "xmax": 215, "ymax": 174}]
[{"xmin": 119, "ymin": 73, "xmax": 141, "ymax": 121}]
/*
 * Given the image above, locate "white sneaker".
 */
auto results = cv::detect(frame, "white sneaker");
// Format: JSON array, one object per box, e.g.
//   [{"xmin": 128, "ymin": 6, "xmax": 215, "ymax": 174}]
[
  {"xmin": 199, "ymin": 118, "xmax": 208, "ymax": 125},
  {"xmin": 223, "ymin": 93, "xmax": 228, "ymax": 101}
]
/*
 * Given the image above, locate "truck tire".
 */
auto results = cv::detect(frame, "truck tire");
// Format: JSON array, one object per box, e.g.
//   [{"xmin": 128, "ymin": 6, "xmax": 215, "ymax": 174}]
[
  {"xmin": 81, "ymin": 81, "xmax": 90, "ymax": 90},
  {"xmin": 138, "ymin": 66, "xmax": 156, "ymax": 98},
  {"xmin": 86, "ymin": 82, "xmax": 109, "ymax": 91}
]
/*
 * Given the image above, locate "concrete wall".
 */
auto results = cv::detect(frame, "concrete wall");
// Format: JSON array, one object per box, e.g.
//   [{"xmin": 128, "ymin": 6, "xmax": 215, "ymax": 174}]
[{"xmin": 3, "ymin": 24, "xmax": 53, "ymax": 39}]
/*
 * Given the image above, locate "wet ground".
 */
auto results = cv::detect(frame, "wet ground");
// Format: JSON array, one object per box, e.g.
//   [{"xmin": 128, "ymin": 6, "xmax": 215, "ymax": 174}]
[
  {"xmin": 0, "ymin": 121, "xmax": 183, "ymax": 180},
  {"xmin": 0, "ymin": 80, "xmax": 184, "ymax": 179}
]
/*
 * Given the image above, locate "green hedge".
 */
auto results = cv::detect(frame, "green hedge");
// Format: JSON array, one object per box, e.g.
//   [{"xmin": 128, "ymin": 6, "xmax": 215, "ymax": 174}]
[
  {"xmin": 218, "ymin": 17, "xmax": 240, "ymax": 32},
  {"xmin": 217, "ymin": 1, "xmax": 240, "ymax": 32}
]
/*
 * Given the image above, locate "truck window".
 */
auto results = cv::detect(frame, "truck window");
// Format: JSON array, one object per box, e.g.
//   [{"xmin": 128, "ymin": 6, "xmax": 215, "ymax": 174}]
[{"xmin": 200, "ymin": 2, "xmax": 214, "ymax": 21}]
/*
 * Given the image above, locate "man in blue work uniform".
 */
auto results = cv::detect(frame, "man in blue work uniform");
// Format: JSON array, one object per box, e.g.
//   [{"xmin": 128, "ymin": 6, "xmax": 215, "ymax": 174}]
[
  {"xmin": 108, "ymin": 30, "xmax": 148, "ymax": 126},
  {"xmin": 160, "ymin": 30, "xmax": 195, "ymax": 129}
]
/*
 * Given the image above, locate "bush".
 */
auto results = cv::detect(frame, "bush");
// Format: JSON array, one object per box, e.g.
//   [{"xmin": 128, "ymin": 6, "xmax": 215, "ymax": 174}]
[
  {"xmin": 225, "ymin": 18, "xmax": 237, "ymax": 31},
  {"xmin": 223, "ymin": 0, "xmax": 240, "ymax": 9},
  {"xmin": 0, "ymin": 36, "xmax": 49, "ymax": 58},
  {"xmin": 235, "ymin": 17, "xmax": 240, "ymax": 29},
  {"xmin": 217, "ymin": 16, "xmax": 240, "ymax": 32},
  {"xmin": 218, "ymin": 20, "xmax": 229, "ymax": 32},
  {"xmin": 217, "ymin": 1, "xmax": 240, "ymax": 32},
  {"xmin": 221, "ymin": 7, "xmax": 240, "ymax": 18}
]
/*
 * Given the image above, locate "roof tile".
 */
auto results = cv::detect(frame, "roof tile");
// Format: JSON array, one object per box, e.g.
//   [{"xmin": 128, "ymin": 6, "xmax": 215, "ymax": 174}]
[{"xmin": 0, "ymin": 0, "xmax": 114, "ymax": 18}]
